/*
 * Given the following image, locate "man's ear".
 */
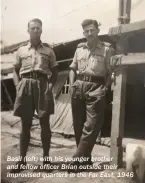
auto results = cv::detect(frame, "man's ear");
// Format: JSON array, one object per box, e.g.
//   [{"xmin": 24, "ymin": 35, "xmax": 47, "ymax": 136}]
[{"xmin": 83, "ymin": 31, "xmax": 85, "ymax": 37}]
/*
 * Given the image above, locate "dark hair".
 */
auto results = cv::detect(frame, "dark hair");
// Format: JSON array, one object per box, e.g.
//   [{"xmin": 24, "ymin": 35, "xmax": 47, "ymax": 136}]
[
  {"xmin": 81, "ymin": 19, "xmax": 98, "ymax": 29},
  {"xmin": 28, "ymin": 18, "xmax": 42, "ymax": 28}
]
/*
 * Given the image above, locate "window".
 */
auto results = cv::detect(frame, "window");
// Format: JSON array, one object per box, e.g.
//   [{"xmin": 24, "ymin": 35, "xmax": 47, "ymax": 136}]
[{"xmin": 61, "ymin": 77, "xmax": 70, "ymax": 94}]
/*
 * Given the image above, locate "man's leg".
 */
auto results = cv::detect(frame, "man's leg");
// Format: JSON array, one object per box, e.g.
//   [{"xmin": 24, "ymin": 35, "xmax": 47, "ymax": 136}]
[
  {"xmin": 39, "ymin": 115, "xmax": 51, "ymax": 162},
  {"xmin": 11, "ymin": 78, "xmax": 33, "ymax": 173},
  {"xmin": 73, "ymin": 95, "xmax": 105, "ymax": 158},
  {"xmin": 10, "ymin": 116, "xmax": 32, "ymax": 173},
  {"xmin": 71, "ymin": 97, "xmax": 86, "ymax": 146},
  {"xmin": 20, "ymin": 116, "xmax": 33, "ymax": 161}
]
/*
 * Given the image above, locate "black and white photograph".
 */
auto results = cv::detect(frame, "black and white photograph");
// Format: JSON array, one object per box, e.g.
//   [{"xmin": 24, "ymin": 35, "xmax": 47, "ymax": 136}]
[{"xmin": 1, "ymin": 0, "xmax": 145, "ymax": 183}]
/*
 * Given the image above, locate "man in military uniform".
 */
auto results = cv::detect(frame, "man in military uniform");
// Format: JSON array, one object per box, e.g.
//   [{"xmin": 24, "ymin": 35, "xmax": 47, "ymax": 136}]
[
  {"xmin": 69, "ymin": 19, "xmax": 114, "ymax": 170},
  {"xmin": 12, "ymin": 18, "xmax": 58, "ymax": 172}
]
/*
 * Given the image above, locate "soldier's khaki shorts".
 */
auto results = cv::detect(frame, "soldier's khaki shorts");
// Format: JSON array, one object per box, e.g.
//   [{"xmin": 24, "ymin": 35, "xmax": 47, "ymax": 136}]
[{"xmin": 13, "ymin": 78, "xmax": 54, "ymax": 118}]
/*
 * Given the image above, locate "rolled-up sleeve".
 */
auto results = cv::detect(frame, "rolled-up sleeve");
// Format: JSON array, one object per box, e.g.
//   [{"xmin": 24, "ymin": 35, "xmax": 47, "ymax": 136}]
[
  {"xmin": 69, "ymin": 50, "xmax": 78, "ymax": 70},
  {"xmin": 49, "ymin": 49, "xmax": 58, "ymax": 69},
  {"xmin": 13, "ymin": 48, "xmax": 22, "ymax": 69}
]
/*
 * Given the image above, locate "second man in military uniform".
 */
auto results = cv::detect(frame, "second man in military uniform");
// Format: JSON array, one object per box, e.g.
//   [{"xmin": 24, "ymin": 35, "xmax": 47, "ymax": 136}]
[{"xmin": 69, "ymin": 19, "xmax": 114, "ymax": 171}]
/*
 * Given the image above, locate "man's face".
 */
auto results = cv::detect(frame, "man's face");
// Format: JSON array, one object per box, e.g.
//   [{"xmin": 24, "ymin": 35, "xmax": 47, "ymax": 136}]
[
  {"xmin": 83, "ymin": 24, "xmax": 99, "ymax": 42},
  {"xmin": 28, "ymin": 21, "xmax": 42, "ymax": 39}
]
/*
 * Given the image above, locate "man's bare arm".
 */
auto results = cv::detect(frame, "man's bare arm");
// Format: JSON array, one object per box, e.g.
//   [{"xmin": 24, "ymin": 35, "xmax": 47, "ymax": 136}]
[
  {"xmin": 69, "ymin": 69, "xmax": 77, "ymax": 86},
  {"xmin": 13, "ymin": 67, "xmax": 20, "ymax": 87},
  {"xmin": 49, "ymin": 66, "xmax": 58, "ymax": 91}
]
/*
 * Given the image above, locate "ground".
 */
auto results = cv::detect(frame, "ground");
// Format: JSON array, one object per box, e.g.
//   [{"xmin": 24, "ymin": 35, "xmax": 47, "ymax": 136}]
[{"xmin": 1, "ymin": 111, "xmax": 145, "ymax": 183}]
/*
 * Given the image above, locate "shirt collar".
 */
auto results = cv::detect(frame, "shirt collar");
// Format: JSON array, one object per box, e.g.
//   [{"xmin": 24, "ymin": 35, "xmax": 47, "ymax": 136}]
[
  {"xmin": 83, "ymin": 40, "xmax": 102, "ymax": 50},
  {"xmin": 27, "ymin": 41, "xmax": 43, "ymax": 50}
]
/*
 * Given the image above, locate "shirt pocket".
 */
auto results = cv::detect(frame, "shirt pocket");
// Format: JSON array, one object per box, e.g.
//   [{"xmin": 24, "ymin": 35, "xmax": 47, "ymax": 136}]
[
  {"xmin": 90, "ymin": 55, "xmax": 105, "ymax": 71},
  {"xmin": 77, "ymin": 55, "xmax": 88, "ymax": 71},
  {"xmin": 39, "ymin": 53, "xmax": 50, "ymax": 68},
  {"xmin": 21, "ymin": 54, "xmax": 32, "ymax": 67}
]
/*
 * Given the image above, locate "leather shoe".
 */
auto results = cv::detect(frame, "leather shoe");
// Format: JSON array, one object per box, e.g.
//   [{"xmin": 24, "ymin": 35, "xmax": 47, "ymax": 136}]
[{"xmin": 9, "ymin": 161, "xmax": 27, "ymax": 173}]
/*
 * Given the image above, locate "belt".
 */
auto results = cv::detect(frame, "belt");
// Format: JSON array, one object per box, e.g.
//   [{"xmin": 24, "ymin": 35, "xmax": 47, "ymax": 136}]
[
  {"xmin": 21, "ymin": 71, "xmax": 47, "ymax": 79},
  {"xmin": 77, "ymin": 75, "xmax": 105, "ymax": 83}
]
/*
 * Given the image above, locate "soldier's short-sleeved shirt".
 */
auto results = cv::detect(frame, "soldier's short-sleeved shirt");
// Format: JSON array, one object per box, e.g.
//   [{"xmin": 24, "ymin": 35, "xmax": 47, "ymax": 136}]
[
  {"xmin": 70, "ymin": 40, "xmax": 115, "ymax": 77},
  {"xmin": 14, "ymin": 42, "xmax": 58, "ymax": 76}
]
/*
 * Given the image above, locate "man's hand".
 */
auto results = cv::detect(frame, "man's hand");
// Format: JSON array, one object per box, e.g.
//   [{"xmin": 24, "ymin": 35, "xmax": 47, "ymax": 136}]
[
  {"xmin": 16, "ymin": 82, "xmax": 20, "ymax": 91},
  {"xmin": 48, "ymin": 83, "xmax": 53, "ymax": 92},
  {"xmin": 13, "ymin": 68, "xmax": 20, "ymax": 88},
  {"xmin": 104, "ymin": 86, "xmax": 109, "ymax": 93},
  {"xmin": 47, "ymin": 66, "xmax": 58, "ymax": 93},
  {"xmin": 69, "ymin": 69, "xmax": 76, "ymax": 95},
  {"xmin": 69, "ymin": 84, "xmax": 73, "ymax": 95}
]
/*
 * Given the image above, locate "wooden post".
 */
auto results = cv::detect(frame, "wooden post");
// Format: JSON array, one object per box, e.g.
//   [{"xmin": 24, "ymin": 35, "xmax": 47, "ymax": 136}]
[
  {"xmin": 123, "ymin": 0, "xmax": 131, "ymax": 24},
  {"xmin": 110, "ymin": 28, "xmax": 128, "ymax": 168},
  {"xmin": 118, "ymin": 0, "xmax": 124, "ymax": 25},
  {"xmin": 110, "ymin": 68, "xmax": 127, "ymax": 168}
]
